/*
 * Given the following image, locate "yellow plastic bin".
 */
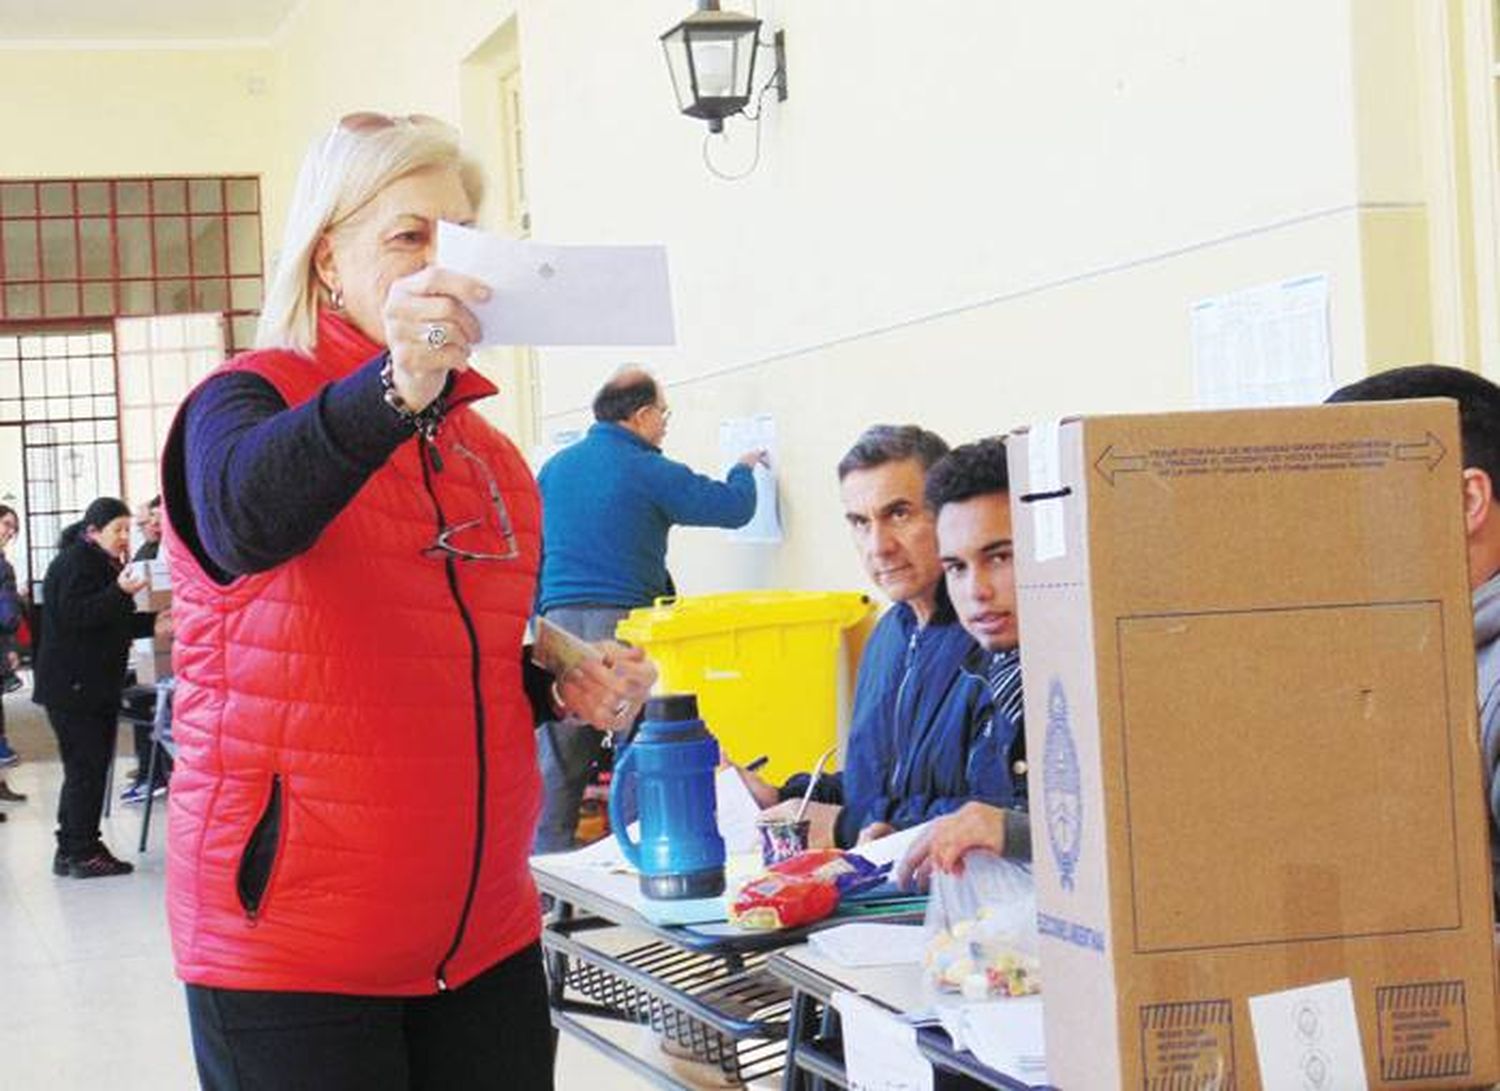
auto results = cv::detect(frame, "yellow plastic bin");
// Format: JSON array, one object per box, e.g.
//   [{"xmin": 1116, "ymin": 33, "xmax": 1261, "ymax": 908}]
[{"xmin": 614, "ymin": 591, "xmax": 874, "ymax": 782}]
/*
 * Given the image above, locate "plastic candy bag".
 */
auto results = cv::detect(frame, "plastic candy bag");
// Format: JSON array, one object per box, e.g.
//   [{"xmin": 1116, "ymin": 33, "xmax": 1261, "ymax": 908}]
[
  {"xmin": 923, "ymin": 851, "xmax": 1040, "ymax": 999},
  {"xmin": 729, "ymin": 850, "xmax": 890, "ymax": 930},
  {"xmin": 771, "ymin": 849, "xmax": 888, "ymax": 896}
]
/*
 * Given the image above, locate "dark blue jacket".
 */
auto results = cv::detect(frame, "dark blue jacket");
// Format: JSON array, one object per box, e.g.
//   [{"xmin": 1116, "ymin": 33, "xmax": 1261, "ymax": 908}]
[
  {"xmin": 536, "ymin": 422, "xmax": 756, "ymax": 613},
  {"xmin": 837, "ymin": 602, "xmax": 1019, "ymax": 845}
]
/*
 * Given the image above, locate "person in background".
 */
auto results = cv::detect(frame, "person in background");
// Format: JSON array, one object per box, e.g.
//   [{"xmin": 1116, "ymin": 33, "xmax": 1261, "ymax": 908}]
[
  {"xmin": 532, "ymin": 364, "xmax": 764, "ymax": 853},
  {"xmin": 161, "ymin": 110, "xmax": 653, "ymax": 1090},
  {"xmin": 1326, "ymin": 365, "xmax": 1500, "ymax": 909},
  {"xmin": 898, "ymin": 438, "xmax": 1030, "ymax": 887},
  {"xmin": 0, "ymin": 504, "xmax": 26, "ymax": 803},
  {"xmin": 121, "ymin": 493, "xmax": 171, "ymax": 805},
  {"xmin": 32, "ymin": 497, "xmax": 161, "ymax": 878},
  {"xmin": 132, "ymin": 495, "xmax": 163, "ymax": 562},
  {"xmin": 753, "ymin": 425, "xmax": 1016, "ymax": 847}
]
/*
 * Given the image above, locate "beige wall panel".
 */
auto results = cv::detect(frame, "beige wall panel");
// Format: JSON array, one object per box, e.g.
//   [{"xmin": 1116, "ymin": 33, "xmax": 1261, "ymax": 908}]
[
  {"xmin": 523, "ymin": 0, "xmax": 1361, "ymax": 417},
  {"xmin": 0, "ymin": 48, "xmax": 278, "ymax": 178},
  {"xmin": 0, "ymin": 1, "xmax": 1396, "ymax": 598},
  {"xmin": 1358, "ymin": 206, "xmax": 1435, "ymax": 372},
  {"xmin": 1350, "ymin": 0, "xmax": 1426, "ymax": 203},
  {"xmin": 540, "ymin": 213, "xmax": 1367, "ymax": 599}
]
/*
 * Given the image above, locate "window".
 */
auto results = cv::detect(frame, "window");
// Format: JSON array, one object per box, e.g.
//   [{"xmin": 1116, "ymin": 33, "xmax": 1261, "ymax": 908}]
[
  {"xmin": 116, "ymin": 313, "xmax": 224, "ymax": 506},
  {"xmin": 0, "ymin": 176, "xmax": 263, "ymax": 354},
  {"xmin": 0, "ymin": 329, "xmax": 122, "ymax": 597}
]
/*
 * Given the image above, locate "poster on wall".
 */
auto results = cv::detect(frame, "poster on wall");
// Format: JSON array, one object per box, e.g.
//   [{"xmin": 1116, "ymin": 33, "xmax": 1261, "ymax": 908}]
[
  {"xmin": 718, "ymin": 414, "xmax": 782, "ymax": 544},
  {"xmin": 1190, "ymin": 273, "xmax": 1332, "ymax": 409}
]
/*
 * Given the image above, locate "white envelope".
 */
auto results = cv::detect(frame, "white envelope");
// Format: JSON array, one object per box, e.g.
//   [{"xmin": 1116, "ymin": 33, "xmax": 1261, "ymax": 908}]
[{"xmin": 436, "ymin": 221, "xmax": 675, "ymax": 347}]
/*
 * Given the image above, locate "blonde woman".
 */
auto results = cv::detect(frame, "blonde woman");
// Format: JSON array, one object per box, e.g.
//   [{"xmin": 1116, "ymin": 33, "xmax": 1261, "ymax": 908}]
[{"xmin": 159, "ymin": 113, "xmax": 654, "ymax": 1089}]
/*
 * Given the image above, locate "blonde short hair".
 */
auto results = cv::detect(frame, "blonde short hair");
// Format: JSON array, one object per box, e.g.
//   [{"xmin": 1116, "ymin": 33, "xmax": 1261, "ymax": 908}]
[{"xmin": 256, "ymin": 114, "xmax": 485, "ymax": 354}]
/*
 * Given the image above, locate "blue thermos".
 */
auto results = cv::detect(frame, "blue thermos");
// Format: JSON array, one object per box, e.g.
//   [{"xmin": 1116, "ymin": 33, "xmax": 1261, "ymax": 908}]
[{"xmin": 610, "ymin": 693, "xmax": 726, "ymax": 900}]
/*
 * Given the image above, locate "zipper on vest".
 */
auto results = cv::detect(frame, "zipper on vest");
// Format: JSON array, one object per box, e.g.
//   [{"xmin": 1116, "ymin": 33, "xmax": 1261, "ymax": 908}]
[{"xmin": 419, "ymin": 433, "xmax": 489, "ymax": 992}]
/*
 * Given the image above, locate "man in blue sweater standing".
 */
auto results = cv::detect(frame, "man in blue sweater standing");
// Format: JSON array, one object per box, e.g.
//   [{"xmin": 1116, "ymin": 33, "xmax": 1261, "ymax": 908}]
[{"xmin": 533, "ymin": 365, "xmax": 764, "ymax": 851}]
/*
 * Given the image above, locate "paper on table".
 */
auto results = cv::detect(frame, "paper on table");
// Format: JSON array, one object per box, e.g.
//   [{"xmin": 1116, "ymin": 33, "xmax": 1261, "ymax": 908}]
[
  {"xmin": 948, "ymin": 996, "xmax": 1049, "ymax": 1084},
  {"xmin": 855, "ymin": 820, "xmax": 933, "ymax": 869},
  {"xmin": 1249, "ymin": 978, "xmax": 1368, "ymax": 1091},
  {"xmin": 436, "ymin": 221, "xmax": 674, "ymax": 347},
  {"xmin": 808, "ymin": 923, "xmax": 928, "ymax": 968},
  {"xmin": 832, "ymin": 991, "xmax": 934, "ymax": 1091}
]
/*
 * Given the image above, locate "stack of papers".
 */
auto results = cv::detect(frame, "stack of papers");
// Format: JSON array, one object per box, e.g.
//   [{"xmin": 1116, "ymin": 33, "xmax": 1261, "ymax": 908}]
[
  {"xmin": 808, "ymin": 923, "xmax": 929, "ymax": 967},
  {"xmin": 939, "ymin": 996, "xmax": 1048, "ymax": 1084}
]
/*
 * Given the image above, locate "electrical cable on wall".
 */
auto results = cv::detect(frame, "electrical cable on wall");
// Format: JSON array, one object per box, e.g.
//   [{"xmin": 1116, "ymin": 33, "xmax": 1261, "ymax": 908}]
[{"xmin": 701, "ymin": 64, "xmax": 782, "ymax": 182}]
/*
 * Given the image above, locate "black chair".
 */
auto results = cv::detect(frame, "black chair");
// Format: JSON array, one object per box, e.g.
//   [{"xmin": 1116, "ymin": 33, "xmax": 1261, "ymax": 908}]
[{"xmin": 115, "ymin": 681, "xmax": 156, "ymax": 819}]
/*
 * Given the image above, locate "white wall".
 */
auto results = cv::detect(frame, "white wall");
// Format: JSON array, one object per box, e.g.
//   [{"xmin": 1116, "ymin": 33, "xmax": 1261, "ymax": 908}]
[
  {"xmin": 0, "ymin": 0, "xmax": 1477, "ymax": 600},
  {"xmin": 514, "ymin": 1, "xmax": 1372, "ymax": 595},
  {"xmin": 0, "ymin": 46, "xmax": 279, "ymax": 178}
]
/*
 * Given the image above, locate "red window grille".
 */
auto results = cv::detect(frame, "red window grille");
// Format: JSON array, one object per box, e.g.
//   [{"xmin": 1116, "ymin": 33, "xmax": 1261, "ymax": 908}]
[{"xmin": 0, "ymin": 176, "xmax": 263, "ymax": 353}]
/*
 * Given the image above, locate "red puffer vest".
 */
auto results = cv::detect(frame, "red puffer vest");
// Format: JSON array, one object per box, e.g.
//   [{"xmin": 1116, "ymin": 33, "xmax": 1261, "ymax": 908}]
[{"xmin": 162, "ymin": 313, "xmax": 542, "ymax": 995}]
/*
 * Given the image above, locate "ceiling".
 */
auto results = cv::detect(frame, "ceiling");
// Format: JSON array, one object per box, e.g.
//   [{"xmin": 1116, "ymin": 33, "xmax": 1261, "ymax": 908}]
[{"xmin": 0, "ymin": 0, "xmax": 299, "ymax": 42}]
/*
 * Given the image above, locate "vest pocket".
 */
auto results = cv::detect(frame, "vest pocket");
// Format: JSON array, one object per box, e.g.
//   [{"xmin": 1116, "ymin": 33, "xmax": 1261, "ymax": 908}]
[{"xmin": 236, "ymin": 774, "xmax": 283, "ymax": 919}]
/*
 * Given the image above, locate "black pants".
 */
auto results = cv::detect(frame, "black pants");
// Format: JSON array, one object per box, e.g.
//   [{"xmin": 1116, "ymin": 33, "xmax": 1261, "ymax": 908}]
[
  {"xmin": 46, "ymin": 705, "xmax": 116, "ymax": 857},
  {"xmin": 186, "ymin": 942, "xmax": 555, "ymax": 1091}
]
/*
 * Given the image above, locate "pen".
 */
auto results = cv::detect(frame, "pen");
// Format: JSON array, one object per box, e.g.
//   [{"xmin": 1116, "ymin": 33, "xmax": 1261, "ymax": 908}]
[{"xmin": 745, "ymin": 755, "xmax": 769, "ymax": 773}]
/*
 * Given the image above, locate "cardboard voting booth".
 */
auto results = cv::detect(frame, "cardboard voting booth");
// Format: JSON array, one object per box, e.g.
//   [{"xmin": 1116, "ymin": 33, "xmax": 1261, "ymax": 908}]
[{"xmin": 1009, "ymin": 401, "xmax": 1499, "ymax": 1089}]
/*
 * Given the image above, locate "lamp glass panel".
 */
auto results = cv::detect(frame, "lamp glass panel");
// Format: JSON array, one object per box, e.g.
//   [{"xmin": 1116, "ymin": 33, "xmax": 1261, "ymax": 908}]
[
  {"xmin": 692, "ymin": 39, "xmax": 736, "ymax": 98},
  {"xmin": 688, "ymin": 25, "xmax": 757, "ymax": 101},
  {"xmin": 662, "ymin": 32, "xmax": 695, "ymax": 112}
]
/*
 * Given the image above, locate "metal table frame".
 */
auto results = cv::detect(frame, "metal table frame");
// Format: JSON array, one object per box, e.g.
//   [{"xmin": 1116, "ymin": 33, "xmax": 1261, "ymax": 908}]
[{"xmin": 535, "ymin": 866, "xmax": 925, "ymax": 1088}]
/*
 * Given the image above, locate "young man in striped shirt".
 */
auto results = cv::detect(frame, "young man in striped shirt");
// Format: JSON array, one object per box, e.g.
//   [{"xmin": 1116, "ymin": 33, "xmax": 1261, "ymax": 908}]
[{"xmin": 900, "ymin": 437, "xmax": 1029, "ymax": 883}]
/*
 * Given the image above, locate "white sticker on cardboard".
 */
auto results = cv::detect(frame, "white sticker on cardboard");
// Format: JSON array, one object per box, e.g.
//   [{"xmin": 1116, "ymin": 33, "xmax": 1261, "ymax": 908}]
[
  {"xmin": 1249, "ymin": 979, "xmax": 1369, "ymax": 1091},
  {"xmin": 831, "ymin": 991, "xmax": 934, "ymax": 1091},
  {"xmin": 1027, "ymin": 419, "xmax": 1066, "ymax": 562}
]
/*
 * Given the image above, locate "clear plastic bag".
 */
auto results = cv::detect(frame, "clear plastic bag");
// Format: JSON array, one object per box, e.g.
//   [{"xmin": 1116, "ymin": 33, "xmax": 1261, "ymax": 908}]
[{"xmin": 922, "ymin": 851, "xmax": 1041, "ymax": 999}]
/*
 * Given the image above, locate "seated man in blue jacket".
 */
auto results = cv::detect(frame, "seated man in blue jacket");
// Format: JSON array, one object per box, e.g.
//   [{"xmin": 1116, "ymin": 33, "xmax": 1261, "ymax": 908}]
[
  {"xmin": 752, "ymin": 425, "xmax": 1020, "ymax": 848},
  {"xmin": 898, "ymin": 437, "xmax": 1032, "ymax": 886}
]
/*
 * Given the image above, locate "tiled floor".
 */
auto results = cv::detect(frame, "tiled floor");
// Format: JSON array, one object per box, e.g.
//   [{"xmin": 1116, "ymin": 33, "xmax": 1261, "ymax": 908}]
[{"xmin": 0, "ymin": 695, "xmax": 656, "ymax": 1090}]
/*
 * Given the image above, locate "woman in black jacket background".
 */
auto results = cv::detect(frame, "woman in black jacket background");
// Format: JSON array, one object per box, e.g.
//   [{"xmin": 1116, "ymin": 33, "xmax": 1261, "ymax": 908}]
[
  {"xmin": 0, "ymin": 504, "xmax": 28, "ymax": 808},
  {"xmin": 34, "ymin": 497, "xmax": 158, "ymax": 878}
]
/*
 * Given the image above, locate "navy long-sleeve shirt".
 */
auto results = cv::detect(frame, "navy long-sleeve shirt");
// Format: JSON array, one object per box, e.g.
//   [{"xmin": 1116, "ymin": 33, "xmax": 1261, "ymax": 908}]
[{"xmin": 182, "ymin": 353, "xmax": 409, "ymax": 581}]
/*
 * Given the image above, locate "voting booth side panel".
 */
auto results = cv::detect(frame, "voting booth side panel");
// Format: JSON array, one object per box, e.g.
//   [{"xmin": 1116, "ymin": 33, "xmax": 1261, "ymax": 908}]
[
  {"xmin": 1015, "ymin": 404, "xmax": 1500, "ymax": 1090},
  {"xmin": 1010, "ymin": 421, "xmax": 1125, "ymax": 1091}
]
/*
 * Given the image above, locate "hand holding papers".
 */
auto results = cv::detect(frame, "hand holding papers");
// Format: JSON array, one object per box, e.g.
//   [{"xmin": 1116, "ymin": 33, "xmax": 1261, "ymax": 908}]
[
  {"xmin": 533, "ymin": 618, "xmax": 656, "ymax": 730},
  {"xmin": 436, "ymin": 221, "xmax": 675, "ymax": 347},
  {"xmin": 532, "ymin": 616, "xmax": 603, "ymax": 679}
]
